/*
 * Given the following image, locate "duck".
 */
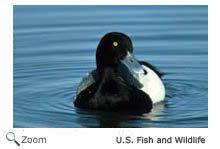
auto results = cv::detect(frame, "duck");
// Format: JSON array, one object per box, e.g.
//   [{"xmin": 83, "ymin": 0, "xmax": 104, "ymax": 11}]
[{"xmin": 74, "ymin": 32, "xmax": 165, "ymax": 113}]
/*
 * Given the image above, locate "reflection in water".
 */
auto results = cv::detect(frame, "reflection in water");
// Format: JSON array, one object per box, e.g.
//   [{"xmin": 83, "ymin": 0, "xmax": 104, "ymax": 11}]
[
  {"xmin": 74, "ymin": 102, "xmax": 165, "ymax": 128},
  {"xmin": 142, "ymin": 102, "xmax": 165, "ymax": 121}
]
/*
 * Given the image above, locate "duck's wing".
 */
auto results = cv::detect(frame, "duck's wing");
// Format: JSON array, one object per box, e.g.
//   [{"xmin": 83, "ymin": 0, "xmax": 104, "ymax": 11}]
[
  {"xmin": 74, "ymin": 82, "xmax": 99, "ymax": 108},
  {"xmin": 139, "ymin": 61, "xmax": 164, "ymax": 78},
  {"xmin": 76, "ymin": 69, "xmax": 98, "ymax": 96}
]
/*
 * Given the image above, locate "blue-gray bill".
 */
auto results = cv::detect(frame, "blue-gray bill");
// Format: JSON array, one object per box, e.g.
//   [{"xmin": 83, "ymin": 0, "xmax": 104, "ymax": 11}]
[{"xmin": 118, "ymin": 52, "xmax": 146, "ymax": 88}]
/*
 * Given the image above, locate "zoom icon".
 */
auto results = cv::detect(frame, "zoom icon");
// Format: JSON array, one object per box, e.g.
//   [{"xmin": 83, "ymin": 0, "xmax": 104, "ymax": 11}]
[{"xmin": 6, "ymin": 132, "xmax": 20, "ymax": 146}]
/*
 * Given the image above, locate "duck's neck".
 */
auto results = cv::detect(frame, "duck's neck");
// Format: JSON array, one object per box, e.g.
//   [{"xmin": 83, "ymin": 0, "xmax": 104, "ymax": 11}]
[
  {"xmin": 98, "ymin": 67, "xmax": 120, "ymax": 94},
  {"xmin": 99, "ymin": 67, "xmax": 117, "ymax": 83}
]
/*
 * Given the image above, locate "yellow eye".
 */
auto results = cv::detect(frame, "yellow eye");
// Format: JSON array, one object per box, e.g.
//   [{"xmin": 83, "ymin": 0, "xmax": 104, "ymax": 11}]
[{"xmin": 113, "ymin": 41, "xmax": 118, "ymax": 47}]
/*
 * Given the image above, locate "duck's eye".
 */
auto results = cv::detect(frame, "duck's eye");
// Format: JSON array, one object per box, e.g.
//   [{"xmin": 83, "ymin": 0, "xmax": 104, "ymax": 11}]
[{"xmin": 113, "ymin": 41, "xmax": 118, "ymax": 47}]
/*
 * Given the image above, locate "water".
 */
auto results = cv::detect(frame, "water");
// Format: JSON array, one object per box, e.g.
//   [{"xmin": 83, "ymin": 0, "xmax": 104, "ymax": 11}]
[{"xmin": 13, "ymin": 5, "xmax": 208, "ymax": 128}]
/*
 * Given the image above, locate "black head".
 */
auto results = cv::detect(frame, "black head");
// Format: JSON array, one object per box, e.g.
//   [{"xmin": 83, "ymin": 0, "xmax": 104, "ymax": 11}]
[
  {"xmin": 96, "ymin": 32, "xmax": 133, "ymax": 77},
  {"xmin": 96, "ymin": 32, "xmax": 146, "ymax": 87}
]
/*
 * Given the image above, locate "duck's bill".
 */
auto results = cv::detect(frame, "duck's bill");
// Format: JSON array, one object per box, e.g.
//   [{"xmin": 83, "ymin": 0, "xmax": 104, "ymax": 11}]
[{"xmin": 118, "ymin": 52, "xmax": 146, "ymax": 88}]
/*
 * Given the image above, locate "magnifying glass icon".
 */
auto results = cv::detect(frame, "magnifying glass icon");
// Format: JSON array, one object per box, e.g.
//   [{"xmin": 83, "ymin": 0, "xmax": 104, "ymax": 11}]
[{"xmin": 6, "ymin": 132, "xmax": 20, "ymax": 146}]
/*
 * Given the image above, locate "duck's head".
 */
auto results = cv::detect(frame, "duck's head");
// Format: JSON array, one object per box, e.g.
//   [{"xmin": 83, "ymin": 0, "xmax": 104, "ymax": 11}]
[{"xmin": 96, "ymin": 32, "xmax": 146, "ymax": 86}]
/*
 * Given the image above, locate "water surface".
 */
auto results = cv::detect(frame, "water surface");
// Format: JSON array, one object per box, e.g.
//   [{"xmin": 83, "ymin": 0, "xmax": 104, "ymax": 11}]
[{"xmin": 13, "ymin": 5, "xmax": 208, "ymax": 128}]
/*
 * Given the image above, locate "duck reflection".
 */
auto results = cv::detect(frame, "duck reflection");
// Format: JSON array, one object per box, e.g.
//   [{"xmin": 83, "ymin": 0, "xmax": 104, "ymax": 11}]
[{"xmin": 74, "ymin": 102, "xmax": 165, "ymax": 128}]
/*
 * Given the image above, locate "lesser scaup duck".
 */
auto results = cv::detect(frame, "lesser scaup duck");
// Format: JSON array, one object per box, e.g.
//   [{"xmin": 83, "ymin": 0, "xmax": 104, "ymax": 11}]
[{"xmin": 74, "ymin": 32, "xmax": 165, "ymax": 112}]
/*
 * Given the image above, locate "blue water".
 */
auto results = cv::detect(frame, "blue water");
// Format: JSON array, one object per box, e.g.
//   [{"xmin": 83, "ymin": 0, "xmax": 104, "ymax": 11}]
[{"xmin": 13, "ymin": 5, "xmax": 208, "ymax": 128}]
